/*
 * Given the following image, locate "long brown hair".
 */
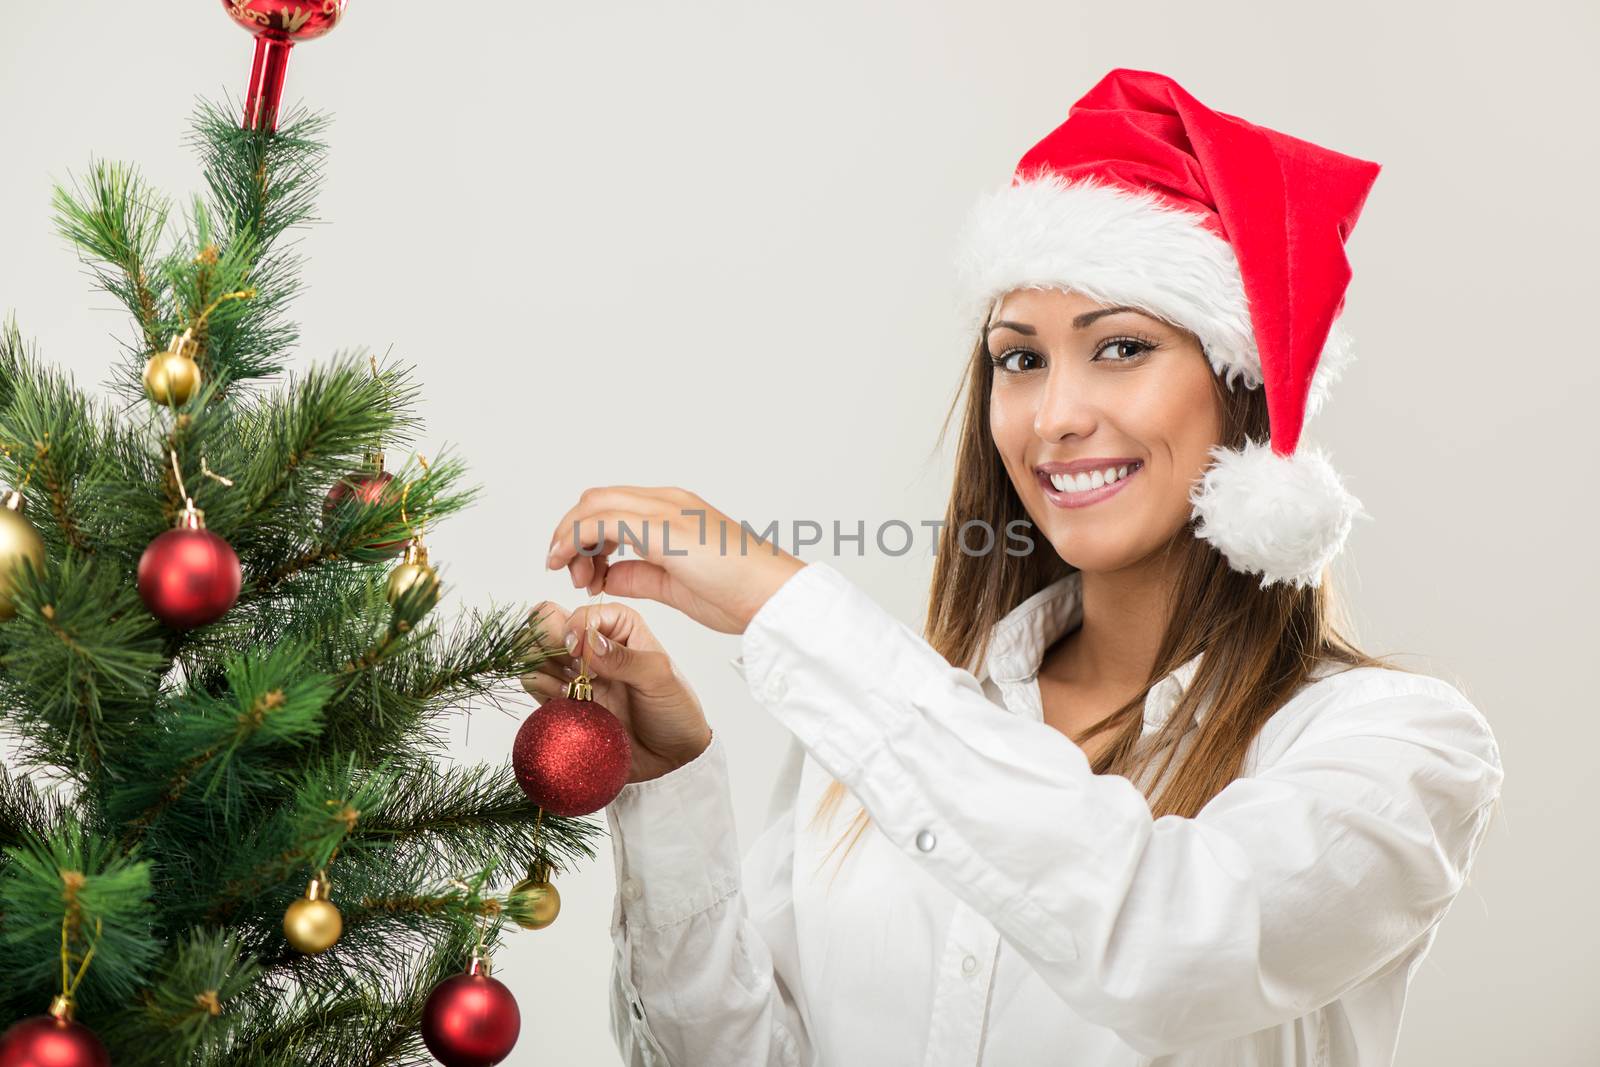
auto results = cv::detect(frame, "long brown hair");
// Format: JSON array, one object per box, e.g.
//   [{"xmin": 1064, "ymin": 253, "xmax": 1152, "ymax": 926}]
[{"xmin": 807, "ymin": 315, "xmax": 1409, "ymax": 880}]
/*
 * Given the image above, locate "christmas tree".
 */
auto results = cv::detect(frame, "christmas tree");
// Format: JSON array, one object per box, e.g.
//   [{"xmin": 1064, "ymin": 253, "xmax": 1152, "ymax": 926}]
[{"xmin": 0, "ymin": 61, "xmax": 606, "ymax": 1067}]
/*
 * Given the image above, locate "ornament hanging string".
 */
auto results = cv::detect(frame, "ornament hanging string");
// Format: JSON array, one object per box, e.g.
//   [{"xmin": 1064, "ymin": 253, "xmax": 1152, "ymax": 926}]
[
  {"xmin": 58, "ymin": 912, "xmax": 102, "ymax": 1009},
  {"xmin": 399, "ymin": 454, "xmax": 431, "ymax": 544},
  {"xmin": 192, "ymin": 286, "xmax": 257, "ymax": 333},
  {"xmin": 168, "ymin": 449, "xmax": 235, "ymax": 512},
  {"xmin": 162, "ymin": 287, "xmax": 257, "ymax": 362},
  {"xmin": 202, "ymin": 458, "xmax": 234, "ymax": 487},
  {"xmin": 169, "ymin": 449, "xmax": 195, "ymax": 513}
]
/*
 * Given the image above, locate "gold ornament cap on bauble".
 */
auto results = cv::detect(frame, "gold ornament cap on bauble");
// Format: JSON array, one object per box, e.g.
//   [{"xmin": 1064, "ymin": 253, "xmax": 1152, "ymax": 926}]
[
  {"xmin": 0, "ymin": 491, "xmax": 47, "ymax": 622},
  {"xmin": 284, "ymin": 872, "xmax": 343, "ymax": 954}
]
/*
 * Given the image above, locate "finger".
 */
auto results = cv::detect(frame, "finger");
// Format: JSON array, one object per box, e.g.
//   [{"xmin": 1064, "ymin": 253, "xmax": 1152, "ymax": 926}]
[
  {"xmin": 550, "ymin": 509, "xmax": 654, "ymax": 580},
  {"xmin": 567, "ymin": 606, "xmax": 680, "ymax": 694},
  {"xmin": 520, "ymin": 634, "xmax": 579, "ymax": 674},
  {"xmin": 590, "ymin": 485, "xmax": 700, "ymax": 507},
  {"xmin": 547, "ymin": 485, "xmax": 684, "ymax": 570},
  {"xmin": 522, "ymin": 659, "xmax": 580, "ymax": 691},
  {"xmin": 550, "ymin": 509, "xmax": 647, "ymax": 574},
  {"xmin": 519, "ymin": 669, "xmax": 569, "ymax": 704},
  {"xmin": 525, "ymin": 600, "xmax": 571, "ymax": 650},
  {"xmin": 585, "ymin": 552, "xmax": 611, "ymax": 596},
  {"xmin": 547, "ymin": 489, "xmax": 715, "ymax": 581},
  {"xmin": 547, "ymin": 488, "xmax": 666, "ymax": 565},
  {"xmin": 600, "ymin": 558, "xmax": 673, "ymax": 604},
  {"xmin": 522, "ymin": 600, "xmax": 579, "ymax": 670},
  {"xmin": 566, "ymin": 601, "xmax": 664, "ymax": 658}
]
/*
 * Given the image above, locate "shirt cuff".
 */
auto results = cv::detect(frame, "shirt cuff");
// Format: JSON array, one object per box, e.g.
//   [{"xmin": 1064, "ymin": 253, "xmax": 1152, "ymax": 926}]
[{"xmin": 604, "ymin": 729, "xmax": 742, "ymax": 931}]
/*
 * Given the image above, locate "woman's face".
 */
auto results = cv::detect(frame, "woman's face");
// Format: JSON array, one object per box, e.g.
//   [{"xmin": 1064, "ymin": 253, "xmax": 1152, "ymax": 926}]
[{"xmin": 986, "ymin": 286, "xmax": 1225, "ymax": 574}]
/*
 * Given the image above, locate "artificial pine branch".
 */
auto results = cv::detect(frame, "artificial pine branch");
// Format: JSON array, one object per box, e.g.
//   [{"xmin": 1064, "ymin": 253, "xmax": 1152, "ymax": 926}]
[{"xmin": 51, "ymin": 161, "xmax": 172, "ymax": 354}]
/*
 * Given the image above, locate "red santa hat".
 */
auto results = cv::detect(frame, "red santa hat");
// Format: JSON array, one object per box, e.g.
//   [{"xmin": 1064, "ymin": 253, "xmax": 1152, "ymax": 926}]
[{"xmin": 955, "ymin": 68, "xmax": 1382, "ymax": 590}]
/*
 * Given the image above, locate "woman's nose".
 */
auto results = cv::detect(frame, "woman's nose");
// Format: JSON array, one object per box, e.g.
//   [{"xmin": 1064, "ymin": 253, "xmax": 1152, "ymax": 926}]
[{"xmin": 1032, "ymin": 370, "xmax": 1098, "ymax": 442}]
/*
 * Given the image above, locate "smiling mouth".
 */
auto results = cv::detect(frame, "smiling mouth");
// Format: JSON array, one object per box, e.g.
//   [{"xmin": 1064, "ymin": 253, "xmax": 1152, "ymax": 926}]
[{"xmin": 1036, "ymin": 460, "xmax": 1144, "ymax": 507}]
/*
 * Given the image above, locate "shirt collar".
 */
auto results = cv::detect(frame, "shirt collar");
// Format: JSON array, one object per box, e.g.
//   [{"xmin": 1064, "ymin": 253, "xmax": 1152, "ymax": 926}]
[{"xmin": 976, "ymin": 569, "xmax": 1208, "ymax": 731}]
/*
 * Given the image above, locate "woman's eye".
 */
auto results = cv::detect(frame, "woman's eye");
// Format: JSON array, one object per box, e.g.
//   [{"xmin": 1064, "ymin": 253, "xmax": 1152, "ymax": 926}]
[
  {"xmin": 990, "ymin": 348, "xmax": 1042, "ymax": 373},
  {"xmin": 1094, "ymin": 338, "xmax": 1155, "ymax": 362}
]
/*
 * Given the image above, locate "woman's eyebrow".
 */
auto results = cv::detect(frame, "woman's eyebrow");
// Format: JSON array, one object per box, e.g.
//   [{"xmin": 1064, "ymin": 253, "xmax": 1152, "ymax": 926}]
[
  {"xmin": 985, "ymin": 306, "xmax": 1158, "ymax": 337},
  {"xmin": 1072, "ymin": 305, "xmax": 1157, "ymax": 329}
]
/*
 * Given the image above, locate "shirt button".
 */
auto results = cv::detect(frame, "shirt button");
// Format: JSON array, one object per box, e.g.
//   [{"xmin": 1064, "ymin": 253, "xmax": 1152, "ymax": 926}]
[
  {"xmin": 961, "ymin": 954, "xmax": 978, "ymax": 976},
  {"xmin": 915, "ymin": 828, "xmax": 937, "ymax": 852},
  {"xmin": 621, "ymin": 877, "xmax": 642, "ymax": 901},
  {"xmin": 765, "ymin": 672, "xmax": 789, "ymax": 702}
]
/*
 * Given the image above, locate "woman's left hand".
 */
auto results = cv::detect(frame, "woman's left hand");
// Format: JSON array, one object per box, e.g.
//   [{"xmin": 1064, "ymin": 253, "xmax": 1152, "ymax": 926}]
[{"xmin": 544, "ymin": 486, "xmax": 806, "ymax": 635}]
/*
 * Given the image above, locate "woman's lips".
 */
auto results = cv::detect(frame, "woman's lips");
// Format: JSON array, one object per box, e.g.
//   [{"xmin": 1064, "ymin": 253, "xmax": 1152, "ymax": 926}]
[{"xmin": 1036, "ymin": 462, "xmax": 1142, "ymax": 509}]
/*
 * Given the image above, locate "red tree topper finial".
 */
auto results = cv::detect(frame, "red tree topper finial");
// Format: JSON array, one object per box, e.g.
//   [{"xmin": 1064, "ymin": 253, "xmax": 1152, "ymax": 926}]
[{"xmin": 221, "ymin": 1, "xmax": 349, "ymax": 131}]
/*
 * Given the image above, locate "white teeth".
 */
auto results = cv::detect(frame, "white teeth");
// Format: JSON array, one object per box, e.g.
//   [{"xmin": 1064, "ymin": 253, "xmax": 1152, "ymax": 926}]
[{"xmin": 1048, "ymin": 463, "xmax": 1137, "ymax": 494}]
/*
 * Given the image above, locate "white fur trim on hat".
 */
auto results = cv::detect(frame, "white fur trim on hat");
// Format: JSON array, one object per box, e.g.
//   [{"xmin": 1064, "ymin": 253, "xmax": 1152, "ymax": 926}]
[
  {"xmin": 1187, "ymin": 437, "xmax": 1370, "ymax": 590},
  {"xmin": 953, "ymin": 171, "xmax": 1355, "ymax": 408}
]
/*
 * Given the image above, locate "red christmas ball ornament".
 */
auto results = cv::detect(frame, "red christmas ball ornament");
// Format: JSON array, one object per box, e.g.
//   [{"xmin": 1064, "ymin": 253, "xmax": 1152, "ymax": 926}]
[
  {"xmin": 512, "ymin": 673, "xmax": 632, "ymax": 817},
  {"xmin": 222, "ymin": 0, "xmax": 350, "ymax": 131},
  {"xmin": 323, "ymin": 453, "xmax": 405, "ymax": 554},
  {"xmin": 421, "ymin": 957, "xmax": 521, "ymax": 1067},
  {"xmin": 138, "ymin": 503, "xmax": 242, "ymax": 630},
  {"xmin": 0, "ymin": 998, "xmax": 110, "ymax": 1067}
]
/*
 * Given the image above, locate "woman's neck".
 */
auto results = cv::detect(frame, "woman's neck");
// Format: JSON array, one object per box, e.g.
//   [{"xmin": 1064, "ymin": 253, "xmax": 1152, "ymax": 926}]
[{"xmin": 1041, "ymin": 561, "xmax": 1176, "ymax": 693}]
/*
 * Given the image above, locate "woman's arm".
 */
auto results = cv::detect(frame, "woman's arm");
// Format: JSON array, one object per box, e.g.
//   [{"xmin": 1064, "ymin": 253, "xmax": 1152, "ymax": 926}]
[
  {"xmin": 605, "ymin": 727, "xmax": 813, "ymax": 1066},
  {"xmin": 734, "ymin": 561, "xmax": 1505, "ymax": 1058}
]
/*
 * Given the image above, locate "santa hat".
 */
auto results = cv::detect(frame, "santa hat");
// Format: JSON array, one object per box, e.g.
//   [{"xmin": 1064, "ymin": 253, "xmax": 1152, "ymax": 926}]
[{"xmin": 954, "ymin": 68, "xmax": 1382, "ymax": 590}]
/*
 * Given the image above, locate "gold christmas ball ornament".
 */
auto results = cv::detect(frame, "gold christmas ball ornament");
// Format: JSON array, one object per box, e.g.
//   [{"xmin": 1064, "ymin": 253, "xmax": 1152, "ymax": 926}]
[
  {"xmin": 386, "ymin": 539, "xmax": 441, "ymax": 608},
  {"xmin": 508, "ymin": 862, "xmax": 561, "ymax": 930},
  {"xmin": 143, "ymin": 335, "xmax": 203, "ymax": 407},
  {"xmin": 0, "ymin": 491, "xmax": 47, "ymax": 622},
  {"xmin": 283, "ymin": 872, "xmax": 343, "ymax": 954}
]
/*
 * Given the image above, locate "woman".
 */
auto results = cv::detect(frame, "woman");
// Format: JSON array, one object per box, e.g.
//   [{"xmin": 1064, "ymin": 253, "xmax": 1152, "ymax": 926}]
[{"xmin": 525, "ymin": 68, "xmax": 1504, "ymax": 1066}]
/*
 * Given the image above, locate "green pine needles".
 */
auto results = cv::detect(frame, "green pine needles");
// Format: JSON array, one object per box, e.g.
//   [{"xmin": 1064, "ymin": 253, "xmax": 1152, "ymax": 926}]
[{"xmin": 0, "ymin": 98, "xmax": 599, "ymax": 1063}]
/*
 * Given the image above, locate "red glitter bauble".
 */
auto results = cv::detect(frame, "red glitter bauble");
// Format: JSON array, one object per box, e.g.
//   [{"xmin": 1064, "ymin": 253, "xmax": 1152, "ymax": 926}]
[
  {"xmin": 421, "ymin": 968, "xmax": 521, "ymax": 1067},
  {"xmin": 137, "ymin": 527, "xmax": 242, "ymax": 630},
  {"xmin": 221, "ymin": 1, "xmax": 351, "ymax": 130},
  {"xmin": 323, "ymin": 469, "xmax": 405, "ymax": 554},
  {"xmin": 0, "ymin": 1015, "xmax": 110, "ymax": 1067},
  {"xmin": 511, "ymin": 696, "xmax": 632, "ymax": 817}
]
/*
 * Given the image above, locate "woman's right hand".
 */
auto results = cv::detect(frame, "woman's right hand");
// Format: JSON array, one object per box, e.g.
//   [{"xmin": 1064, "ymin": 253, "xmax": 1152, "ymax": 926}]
[{"xmin": 519, "ymin": 599, "xmax": 713, "ymax": 785}]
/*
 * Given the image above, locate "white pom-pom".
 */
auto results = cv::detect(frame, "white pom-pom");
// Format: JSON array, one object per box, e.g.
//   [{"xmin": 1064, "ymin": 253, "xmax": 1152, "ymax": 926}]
[{"xmin": 1187, "ymin": 438, "xmax": 1369, "ymax": 590}]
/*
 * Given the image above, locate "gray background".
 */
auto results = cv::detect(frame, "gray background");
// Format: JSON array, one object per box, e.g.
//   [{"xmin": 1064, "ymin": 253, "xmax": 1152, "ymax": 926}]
[{"xmin": 1, "ymin": 1, "xmax": 1591, "ymax": 1063}]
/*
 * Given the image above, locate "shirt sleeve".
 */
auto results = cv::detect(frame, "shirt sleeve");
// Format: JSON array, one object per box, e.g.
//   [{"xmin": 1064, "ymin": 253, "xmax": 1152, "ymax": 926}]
[
  {"xmin": 734, "ymin": 560, "xmax": 1506, "ymax": 1058},
  {"xmin": 605, "ymin": 726, "xmax": 814, "ymax": 1067}
]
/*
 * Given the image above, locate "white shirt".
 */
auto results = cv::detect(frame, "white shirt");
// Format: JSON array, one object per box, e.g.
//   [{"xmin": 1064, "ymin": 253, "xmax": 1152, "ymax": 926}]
[{"xmin": 603, "ymin": 561, "xmax": 1505, "ymax": 1066}]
